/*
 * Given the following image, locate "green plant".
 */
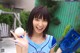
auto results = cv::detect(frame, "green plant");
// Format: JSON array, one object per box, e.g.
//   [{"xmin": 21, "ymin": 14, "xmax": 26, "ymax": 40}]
[
  {"xmin": 58, "ymin": 24, "xmax": 71, "ymax": 45},
  {"xmin": 75, "ymin": 16, "xmax": 80, "ymax": 34},
  {"xmin": 62, "ymin": 24, "xmax": 71, "ymax": 38},
  {"xmin": 0, "ymin": 4, "xmax": 13, "ymax": 27},
  {"xmin": 0, "ymin": 14, "xmax": 13, "ymax": 26},
  {"xmin": 75, "ymin": 25, "xmax": 80, "ymax": 34},
  {"xmin": 0, "ymin": 4, "xmax": 30, "ymax": 30},
  {"xmin": 20, "ymin": 11, "xmax": 30, "ymax": 30}
]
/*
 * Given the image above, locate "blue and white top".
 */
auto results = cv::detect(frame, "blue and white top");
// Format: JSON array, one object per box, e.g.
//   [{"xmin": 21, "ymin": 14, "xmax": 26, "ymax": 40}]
[{"xmin": 26, "ymin": 35, "xmax": 56, "ymax": 53}]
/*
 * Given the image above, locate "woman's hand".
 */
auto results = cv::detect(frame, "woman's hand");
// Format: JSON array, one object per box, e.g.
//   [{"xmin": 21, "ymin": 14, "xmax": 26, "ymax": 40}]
[
  {"xmin": 56, "ymin": 48, "xmax": 62, "ymax": 53},
  {"xmin": 10, "ymin": 30, "xmax": 28, "ymax": 49}
]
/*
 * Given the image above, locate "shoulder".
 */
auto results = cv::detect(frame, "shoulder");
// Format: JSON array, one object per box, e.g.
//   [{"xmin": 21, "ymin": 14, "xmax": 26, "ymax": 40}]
[
  {"xmin": 46, "ymin": 34, "xmax": 56, "ymax": 42},
  {"xmin": 46, "ymin": 34, "xmax": 57, "ymax": 48}
]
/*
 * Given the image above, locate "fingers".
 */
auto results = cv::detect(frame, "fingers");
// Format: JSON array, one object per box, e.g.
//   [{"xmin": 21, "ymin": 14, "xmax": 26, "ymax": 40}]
[
  {"xmin": 15, "ymin": 40, "xmax": 24, "ymax": 48},
  {"xmin": 10, "ymin": 30, "xmax": 18, "ymax": 39},
  {"xmin": 15, "ymin": 39, "xmax": 28, "ymax": 48},
  {"xmin": 23, "ymin": 31, "xmax": 27, "ymax": 39},
  {"xmin": 12, "ymin": 39, "xmax": 24, "ymax": 47},
  {"xmin": 24, "ymin": 31, "xmax": 28, "ymax": 36},
  {"xmin": 10, "ymin": 30, "xmax": 28, "ymax": 48},
  {"xmin": 12, "ymin": 39, "xmax": 28, "ymax": 48}
]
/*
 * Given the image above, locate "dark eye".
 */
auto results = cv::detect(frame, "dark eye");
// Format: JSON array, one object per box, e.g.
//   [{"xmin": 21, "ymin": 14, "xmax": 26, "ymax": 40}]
[
  {"xmin": 35, "ymin": 18, "xmax": 39, "ymax": 21},
  {"xmin": 44, "ymin": 19, "xmax": 47, "ymax": 21}
]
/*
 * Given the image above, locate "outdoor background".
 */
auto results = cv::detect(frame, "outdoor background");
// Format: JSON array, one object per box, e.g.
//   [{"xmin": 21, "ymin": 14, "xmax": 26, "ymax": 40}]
[{"xmin": 0, "ymin": 0, "xmax": 80, "ymax": 53}]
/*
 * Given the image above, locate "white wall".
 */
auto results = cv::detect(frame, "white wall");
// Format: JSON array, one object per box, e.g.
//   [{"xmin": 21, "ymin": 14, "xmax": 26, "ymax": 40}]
[{"xmin": 15, "ymin": 0, "xmax": 35, "ymax": 11}]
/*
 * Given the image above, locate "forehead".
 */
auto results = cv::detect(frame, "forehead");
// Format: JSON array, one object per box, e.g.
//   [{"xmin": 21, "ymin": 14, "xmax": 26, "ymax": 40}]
[{"xmin": 34, "ymin": 14, "xmax": 47, "ymax": 20}]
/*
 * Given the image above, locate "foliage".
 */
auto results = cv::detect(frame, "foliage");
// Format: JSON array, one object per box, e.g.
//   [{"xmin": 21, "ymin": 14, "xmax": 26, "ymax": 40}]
[
  {"xmin": 75, "ymin": 16, "xmax": 80, "ymax": 34},
  {"xmin": 20, "ymin": 11, "xmax": 30, "ymax": 30},
  {"xmin": 0, "ymin": 4, "xmax": 30, "ymax": 30},
  {"xmin": 61, "ymin": 24, "xmax": 71, "ymax": 38},
  {"xmin": 74, "ymin": 16, "xmax": 80, "ymax": 53},
  {"xmin": 58, "ymin": 24, "xmax": 71, "ymax": 46},
  {"xmin": 0, "ymin": 14, "xmax": 13, "ymax": 27},
  {"xmin": 0, "ymin": 4, "xmax": 13, "ymax": 27},
  {"xmin": 75, "ymin": 25, "xmax": 80, "ymax": 34},
  {"xmin": 0, "ymin": 4, "xmax": 13, "ymax": 12}
]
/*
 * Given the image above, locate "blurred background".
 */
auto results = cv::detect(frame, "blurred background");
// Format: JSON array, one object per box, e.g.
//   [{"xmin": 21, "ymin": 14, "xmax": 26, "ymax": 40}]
[{"xmin": 0, "ymin": 0, "xmax": 80, "ymax": 53}]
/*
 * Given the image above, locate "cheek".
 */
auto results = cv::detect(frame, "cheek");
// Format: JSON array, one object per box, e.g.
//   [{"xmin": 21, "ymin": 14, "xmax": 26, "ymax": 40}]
[
  {"xmin": 33, "ymin": 20, "xmax": 37, "ymax": 27},
  {"xmin": 44, "ymin": 22, "xmax": 48, "ymax": 28}
]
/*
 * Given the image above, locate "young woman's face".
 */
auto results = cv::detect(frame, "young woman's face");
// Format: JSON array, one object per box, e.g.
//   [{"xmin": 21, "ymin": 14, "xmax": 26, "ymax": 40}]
[{"xmin": 33, "ymin": 16, "xmax": 48, "ymax": 34}]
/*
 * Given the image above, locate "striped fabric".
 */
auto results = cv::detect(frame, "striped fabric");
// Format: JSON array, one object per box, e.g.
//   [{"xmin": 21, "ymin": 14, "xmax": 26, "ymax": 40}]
[{"xmin": 26, "ymin": 35, "xmax": 56, "ymax": 53}]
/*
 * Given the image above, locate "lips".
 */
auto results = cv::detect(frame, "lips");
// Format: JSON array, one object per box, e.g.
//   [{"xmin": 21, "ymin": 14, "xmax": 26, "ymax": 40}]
[{"xmin": 36, "ymin": 27, "xmax": 43, "ymax": 31}]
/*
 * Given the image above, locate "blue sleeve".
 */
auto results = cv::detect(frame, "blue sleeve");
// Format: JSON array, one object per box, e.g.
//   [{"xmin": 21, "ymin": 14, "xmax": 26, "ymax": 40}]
[{"xmin": 51, "ymin": 36, "xmax": 56, "ymax": 48}]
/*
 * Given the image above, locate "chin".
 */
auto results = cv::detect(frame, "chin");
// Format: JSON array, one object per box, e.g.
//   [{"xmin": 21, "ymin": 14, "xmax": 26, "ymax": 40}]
[{"xmin": 36, "ymin": 30, "xmax": 43, "ymax": 34}]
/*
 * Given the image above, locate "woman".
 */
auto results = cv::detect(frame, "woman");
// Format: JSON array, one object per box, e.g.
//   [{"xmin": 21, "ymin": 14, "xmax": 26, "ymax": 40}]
[{"xmin": 10, "ymin": 6, "xmax": 62, "ymax": 53}]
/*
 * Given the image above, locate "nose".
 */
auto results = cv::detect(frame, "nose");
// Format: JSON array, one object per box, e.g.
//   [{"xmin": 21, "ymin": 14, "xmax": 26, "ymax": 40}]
[{"xmin": 38, "ymin": 20, "xmax": 43, "ymax": 27}]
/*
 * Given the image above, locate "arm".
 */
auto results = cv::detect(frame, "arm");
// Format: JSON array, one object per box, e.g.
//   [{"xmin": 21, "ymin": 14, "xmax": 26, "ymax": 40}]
[
  {"xmin": 50, "ymin": 47, "xmax": 62, "ymax": 53},
  {"xmin": 10, "ymin": 31, "xmax": 28, "ymax": 53},
  {"xmin": 50, "ymin": 47, "xmax": 55, "ymax": 53},
  {"xmin": 16, "ymin": 44, "xmax": 28, "ymax": 53},
  {"xmin": 50, "ymin": 36, "xmax": 56, "ymax": 53},
  {"xmin": 56, "ymin": 48, "xmax": 62, "ymax": 53}
]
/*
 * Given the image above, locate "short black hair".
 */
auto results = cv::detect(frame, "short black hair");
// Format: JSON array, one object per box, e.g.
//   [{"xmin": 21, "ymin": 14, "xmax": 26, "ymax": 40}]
[{"xmin": 27, "ymin": 6, "xmax": 50, "ymax": 37}]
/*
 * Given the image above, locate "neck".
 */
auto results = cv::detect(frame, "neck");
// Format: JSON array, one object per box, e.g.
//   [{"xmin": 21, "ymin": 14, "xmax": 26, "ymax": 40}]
[
  {"xmin": 32, "ymin": 32, "xmax": 43, "ymax": 38},
  {"xmin": 31, "ymin": 32, "xmax": 46, "ymax": 44}
]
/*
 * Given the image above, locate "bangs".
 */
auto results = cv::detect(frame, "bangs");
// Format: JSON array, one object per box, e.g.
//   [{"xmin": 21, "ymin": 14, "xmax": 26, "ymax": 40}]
[{"xmin": 34, "ymin": 8, "xmax": 50, "ymax": 22}]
